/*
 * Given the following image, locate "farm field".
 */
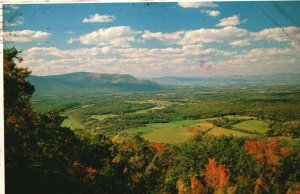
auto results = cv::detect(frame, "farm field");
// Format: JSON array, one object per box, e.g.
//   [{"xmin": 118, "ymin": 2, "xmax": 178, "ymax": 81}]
[
  {"xmin": 126, "ymin": 120, "xmax": 197, "ymax": 144},
  {"xmin": 31, "ymin": 84, "xmax": 300, "ymax": 143},
  {"xmin": 232, "ymin": 119, "xmax": 270, "ymax": 134},
  {"xmin": 124, "ymin": 115, "xmax": 268, "ymax": 144}
]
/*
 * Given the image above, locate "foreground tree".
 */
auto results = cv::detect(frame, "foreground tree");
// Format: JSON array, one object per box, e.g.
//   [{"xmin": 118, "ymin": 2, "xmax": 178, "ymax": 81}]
[{"xmin": 4, "ymin": 47, "xmax": 80, "ymax": 194}]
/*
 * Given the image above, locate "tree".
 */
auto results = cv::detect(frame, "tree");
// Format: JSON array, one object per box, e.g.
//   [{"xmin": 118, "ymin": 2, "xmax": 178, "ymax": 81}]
[
  {"xmin": 4, "ymin": 47, "xmax": 80, "ymax": 194},
  {"xmin": 4, "ymin": 47, "xmax": 40, "ymax": 194},
  {"xmin": 204, "ymin": 158, "xmax": 230, "ymax": 193},
  {"xmin": 244, "ymin": 138, "xmax": 294, "ymax": 193}
]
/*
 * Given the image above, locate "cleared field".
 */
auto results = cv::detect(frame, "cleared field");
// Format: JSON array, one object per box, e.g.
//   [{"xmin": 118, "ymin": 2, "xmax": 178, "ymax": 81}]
[
  {"xmin": 126, "ymin": 120, "xmax": 197, "ymax": 144},
  {"xmin": 91, "ymin": 114, "xmax": 117, "ymax": 121},
  {"xmin": 205, "ymin": 127, "xmax": 253, "ymax": 137},
  {"xmin": 187, "ymin": 122, "xmax": 214, "ymax": 134},
  {"xmin": 199, "ymin": 115, "xmax": 255, "ymax": 122},
  {"xmin": 232, "ymin": 119, "xmax": 269, "ymax": 134},
  {"xmin": 125, "ymin": 115, "xmax": 266, "ymax": 143},
  {"xmin": 224, "ymin": 115, "xmax": 256, "ymax": 119},
  {"xmin": 62, "ymin": 117, "xmax": 85, "ymax": 129}
]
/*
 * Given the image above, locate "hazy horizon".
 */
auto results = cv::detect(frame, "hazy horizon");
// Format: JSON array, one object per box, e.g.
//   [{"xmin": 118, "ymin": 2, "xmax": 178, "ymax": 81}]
[{"xmin": 3, "ymin": 2, "xmax": 300, "ymax": 77}]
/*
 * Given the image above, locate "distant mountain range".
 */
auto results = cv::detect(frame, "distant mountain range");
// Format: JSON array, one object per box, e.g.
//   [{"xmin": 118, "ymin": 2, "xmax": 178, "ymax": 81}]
[
  {"xmin": 146, "ymin": 73, "xmax": 300, "ymax": 86},
  {"xmin": 28, "ymin": 72, "xmax": 162, "ymax": 93},
  {"xmin": 28, "ymin": 72, "xmax": 300, "ymax": 95}
]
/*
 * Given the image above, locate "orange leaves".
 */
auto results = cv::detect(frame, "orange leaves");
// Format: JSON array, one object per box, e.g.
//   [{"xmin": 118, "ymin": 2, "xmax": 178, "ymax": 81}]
[
  {"xmin": 111, "ymin": 134, "xmax": 120, "ymax": 143},
  {"xmin": 148, "ymin": 142, "xmax": 166, "ymax": 153},
  {"xmin": 190, "ymin": 176, "xmax": 204, "ymax": 194},
  {"xmin": 176, "ymin": 159, "xmax": 230, "ymax": 194},
  {"xmin": 244, "ymin": 138, "xmax": 292, "ymax": 172},
  {"xmin": 254, "ymin": 176, "xmax": 266, "ymax": 194},
  {"xmin": 204, "ymin": 158, "xmax": 230, "ymax": 192}
]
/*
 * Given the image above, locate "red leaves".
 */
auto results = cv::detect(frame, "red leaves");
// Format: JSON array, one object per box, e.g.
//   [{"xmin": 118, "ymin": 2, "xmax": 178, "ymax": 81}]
[
  {"xmin": 85, "ymin": 166, "xmax": 97, "ymax": 175},
  {"xmin": 244, "ymin": 138, "xmax": 292, "ymax": 173},
  {"xmin": 148, "ymin": 142, "xmax": 166, "ymax": 153},
  {"xmin": 204, "ymin": 158, "xmax": 230, "ymax": 192}
]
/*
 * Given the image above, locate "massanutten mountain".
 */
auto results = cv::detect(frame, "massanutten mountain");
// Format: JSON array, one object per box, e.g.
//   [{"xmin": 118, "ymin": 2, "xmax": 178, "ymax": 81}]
[
  {"xmin": 28, "ymin": 72, "xmax": 162, "ymax": 93},
  {"xmin": 147, "ymin": 73, "xmax": 300, "ymax": 86}
]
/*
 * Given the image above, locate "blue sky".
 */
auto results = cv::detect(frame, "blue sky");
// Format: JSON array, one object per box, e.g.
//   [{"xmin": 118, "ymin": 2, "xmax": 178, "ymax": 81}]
[{"xmin": 3, "ymin": 2, "xmax": 300, "ymax": 77}]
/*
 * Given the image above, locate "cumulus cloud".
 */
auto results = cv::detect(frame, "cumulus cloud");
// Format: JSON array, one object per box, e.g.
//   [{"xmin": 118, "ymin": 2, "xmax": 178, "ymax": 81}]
[
  {"xmin": 141, "ymin": 25, "xmax": 300, "ymax": 48},
  {"xmin": 4, "ymin": 30, "xmax": 51, "ymax": 43},
  {"xmin": 205, "ymin": 10, "xmax": 220, "ymax": 17},
  {"xmin": 181, "ymin": 26, "xmax": 249, "ymax": 44},
  {"xmin": 21, "ymin": 44, "xmax": 235, "ymax": 76},
  {"xmin": 68, "ymin": 26, "xmax": 140, "ymax": 47},
  {"xmin": 83, "ymin": 13, "xmax": 116, "ymax": 23},
  {"xmin": 178, "ymin": 2, "xmax": 218, "ymax": 8},
  {"xmin": 142, "ymin": 30, "xmax": 184, "ymax": 44},
  {"xmin": 20, "ymin": 43, "xmax": 299, "ymax": 77},
  {"xmin": 217, "ymin": 15, "xmax": 242, "ymax": 27},
  {"xmin": 251, "ymin": 26, "xmax": 300, "ymax": 42},
  {"xmin": 142, "ymin": 26, "xmax": 249, "ymax": 45}
]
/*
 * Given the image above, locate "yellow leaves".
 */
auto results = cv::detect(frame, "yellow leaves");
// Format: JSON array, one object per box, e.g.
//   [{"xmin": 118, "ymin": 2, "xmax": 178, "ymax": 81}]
[{"xmin": 177, "ymin": 178, "xmax": 189, "ymax": 194}]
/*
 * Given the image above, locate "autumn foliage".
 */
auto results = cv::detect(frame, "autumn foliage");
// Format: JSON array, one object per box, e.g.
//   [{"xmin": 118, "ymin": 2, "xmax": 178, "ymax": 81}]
[
  {"xmin": 148, "ymin": 142, "xmax": 166, "ymax": 153},
  {"xmin": 204, "ymin": 158, "xmax": 230, "ymax": 192},
  {"xmin": 244, "ymin": 138, "xmax": 292, "ymax": 173},
  {"xmin": 190, "ymin": 176, "xmax": 204, "ymax": 194}
]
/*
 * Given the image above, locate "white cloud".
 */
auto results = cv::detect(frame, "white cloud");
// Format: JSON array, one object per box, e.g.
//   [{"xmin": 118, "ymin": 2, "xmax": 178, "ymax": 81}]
[
  {"xmin": 229, "ymin": 39, "xmax": 251, "ymax": 47},
  {"xmin": 68, "ymin": 26, "xmax": 140, "ymax": 47},
  {"xmin": 205, "ymin": 10, "xmax": 220, "ymax": 17},
  {"xmin": 142, "ymin": 25, "xmax": 300, "ymax": 48},
  {"xmin": 143, "ymin": 26, "xmax": 249, "ymax": 45},
  {"xmin": 4, "ymin": 30, "xmax": 51, "ymax": 43},
  {"xmin": 217, "ymin": 15, "xmax": 241, "ymax": 27},
  {"xmin": 21, "ymin": 45, "xmax": 234, "ymax": 77},
  {"xmin": 4, "ymin": 4, "xmax": 19, "ymax": 13},
  {"xmin": 178, "ymin": 2, "xmax": 218, "ymax": 8},
  {"xmin": 181, "ymin": 26, "xmax": 249, "ymax": 44},
  {"xmin": 142, "ymin": 30, "xmax": 184, "ymax": 44},
  {"xmin": 4, "ymin": 16, "xmax": 24, "ymax": 27},
  {"xmin": 83, "ymin": 13, "xmax": 116, "ymax": 23},
  {"xmin": 20, "ymin": 44, "xmax": 299, "ymax": 77},
  {"xmin": 252, "ymin": 26, "xmax": 300, "ymax": 42}
]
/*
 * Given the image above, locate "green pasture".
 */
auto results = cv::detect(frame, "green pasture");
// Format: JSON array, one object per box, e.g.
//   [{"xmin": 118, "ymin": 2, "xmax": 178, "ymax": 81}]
[
  {"xmin": 126, "ymin": 120, "xmax": 197, "ymax": 144},
  {"xmin": 232, "ymin": 119, "xmax": 269, "ymax": 134}
]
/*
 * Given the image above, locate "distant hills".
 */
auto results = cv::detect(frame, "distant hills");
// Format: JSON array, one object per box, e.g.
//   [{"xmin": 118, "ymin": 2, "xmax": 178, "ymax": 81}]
[
  {"xmin": 28, "ymin": 72, "xmax": 300, "ymax": 95},
  {"xmin": 28, "ymin": 72, "xmax": 162, "ymax": 93},
  {"xmin": 147, "ymin": 73, "xmax": 300, "ymax": 86}
]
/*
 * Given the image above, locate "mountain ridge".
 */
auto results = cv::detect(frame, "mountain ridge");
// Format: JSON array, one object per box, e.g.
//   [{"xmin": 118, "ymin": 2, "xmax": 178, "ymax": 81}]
[
  {"xmin": 145, "ymin": 73, "xmax": 300, "ymax": 86},
  {"xmin": 28, "ymin": 72, "xmax": 162, "ymax": 93}
]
